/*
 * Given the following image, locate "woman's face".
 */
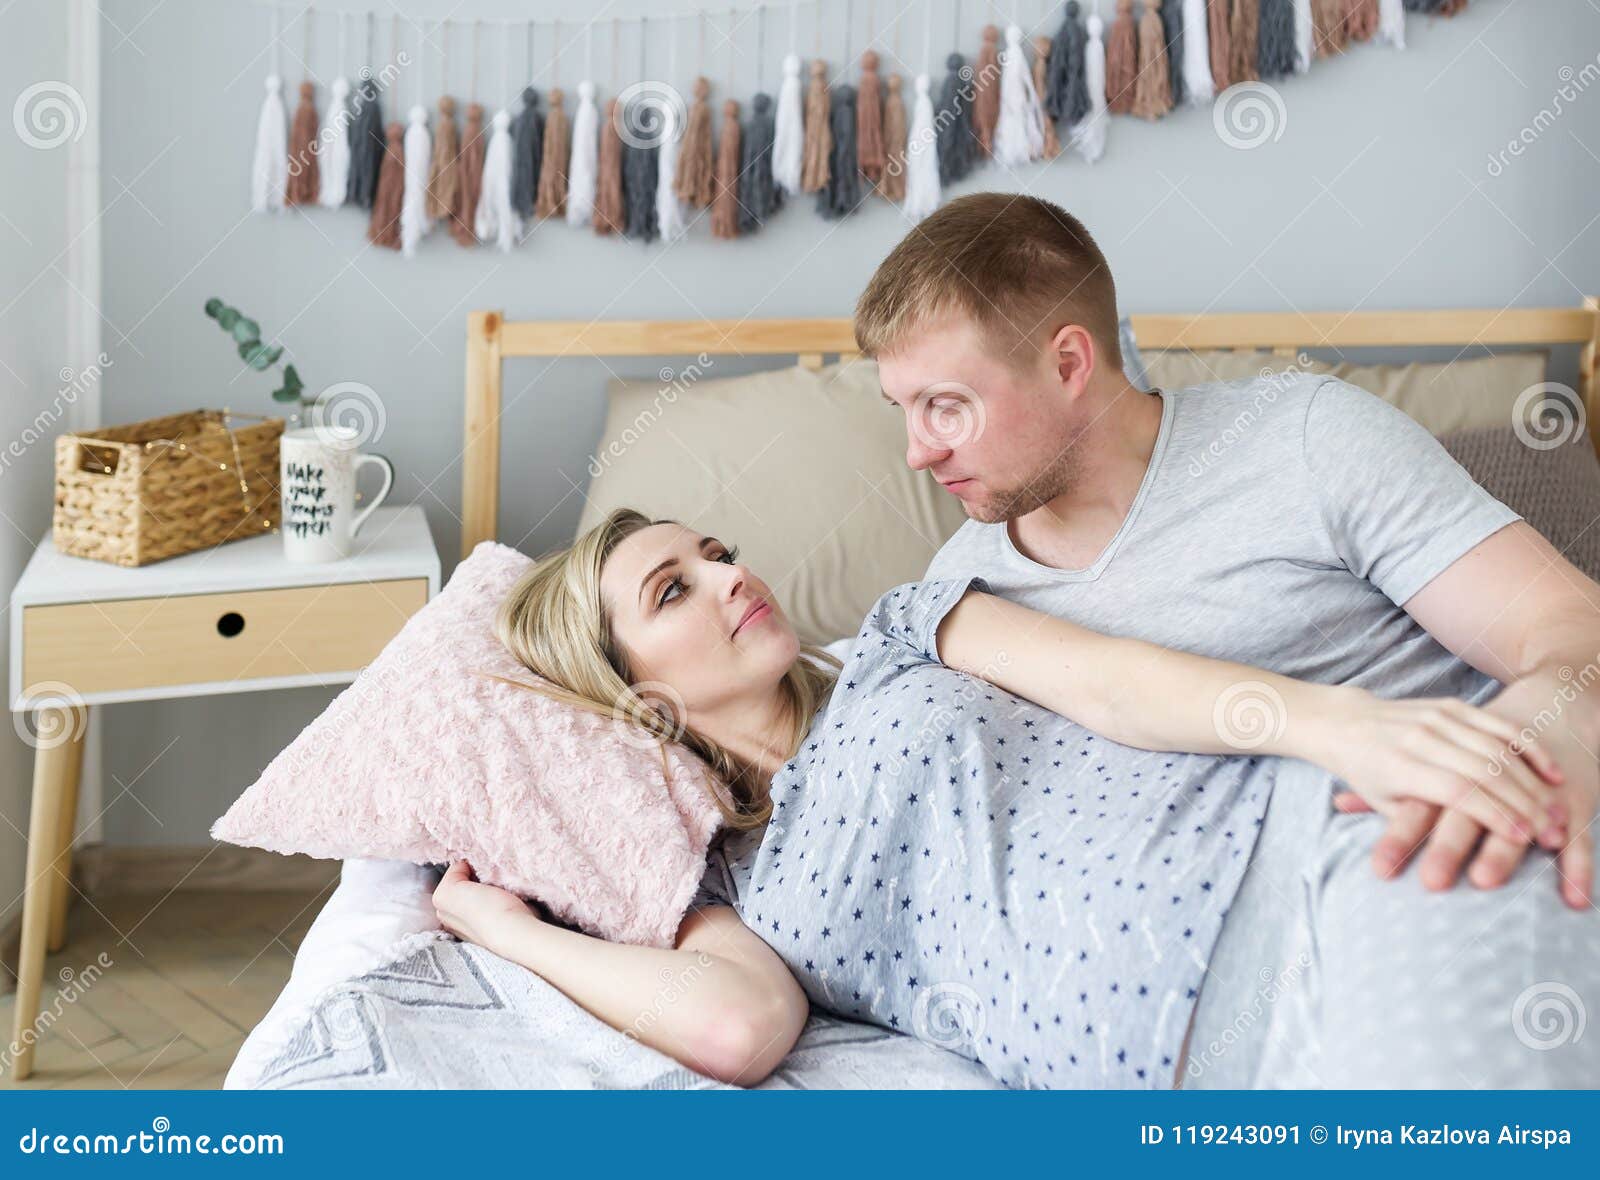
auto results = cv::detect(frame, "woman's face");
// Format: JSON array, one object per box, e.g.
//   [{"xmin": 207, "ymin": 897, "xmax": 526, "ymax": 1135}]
[{"xmin": 599, "ymin": 523, "xmax": 800, "ymax": 721}]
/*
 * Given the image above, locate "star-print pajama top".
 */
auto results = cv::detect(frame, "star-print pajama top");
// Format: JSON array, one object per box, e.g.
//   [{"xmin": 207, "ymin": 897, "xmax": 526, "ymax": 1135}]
[{"xmin": 692, "ymin": 577, "xmax": 1279, "ymax": 1089}]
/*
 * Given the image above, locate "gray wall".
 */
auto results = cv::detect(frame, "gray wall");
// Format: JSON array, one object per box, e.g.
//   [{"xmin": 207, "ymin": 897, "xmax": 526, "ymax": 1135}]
[
  {"xmin": 1, "ymin": 2, "xmax": 71, "ymax": 927},
  {"xmin": 6, "ymin": 0, "xmax": 1598, "ymax": 858}
]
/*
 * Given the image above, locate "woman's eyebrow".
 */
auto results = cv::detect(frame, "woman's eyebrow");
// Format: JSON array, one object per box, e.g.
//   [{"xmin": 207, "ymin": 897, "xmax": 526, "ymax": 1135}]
[{"xmin": 637, "ymin": 538, "xmax": 717, "ymax": 606}]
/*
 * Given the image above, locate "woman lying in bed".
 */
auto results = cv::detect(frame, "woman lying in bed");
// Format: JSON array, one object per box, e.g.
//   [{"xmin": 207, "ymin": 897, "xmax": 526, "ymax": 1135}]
[{"xmin": 432, "ymin": 508, "xmax": 1562, "ymax": 1090}]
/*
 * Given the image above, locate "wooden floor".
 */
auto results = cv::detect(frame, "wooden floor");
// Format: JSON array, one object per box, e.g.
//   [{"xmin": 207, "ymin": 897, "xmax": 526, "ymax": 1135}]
[{"xmin": 1, "ymin": 886, "xmax": 331, "ymax": 1090}]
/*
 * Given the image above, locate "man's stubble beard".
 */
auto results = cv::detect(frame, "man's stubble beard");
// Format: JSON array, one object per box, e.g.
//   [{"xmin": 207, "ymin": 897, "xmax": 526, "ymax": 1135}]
[{"xmin": 962, "ymin": 443, "xmax": 1082, "ymax": 524}]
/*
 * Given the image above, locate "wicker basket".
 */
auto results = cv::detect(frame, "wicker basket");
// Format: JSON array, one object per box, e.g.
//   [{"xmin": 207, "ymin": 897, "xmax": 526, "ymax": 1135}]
[{"xmin": 53, "ymin": 410, "xmax": 284, "ymax": 567}]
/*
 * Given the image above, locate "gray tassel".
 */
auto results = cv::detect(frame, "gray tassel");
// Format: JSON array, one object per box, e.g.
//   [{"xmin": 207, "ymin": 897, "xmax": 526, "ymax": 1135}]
[
  {"xmin": 510, "ymin": 87, "xmax": 543, "ymax": 219},
  {"xmin": 1162, "ymin": 0, "xmax": 1186, "ymax": 106},
  {"xmin": 346, "ymin": 78, "xmax": 385, "ymax": 209},
  {"xmin": 817, "ymin": 85, "xmax": 863, "ymax": 219},
  {"xmin": 936, "ymin": 55, "xmax": 976, "ymax": 186},
  {"xmin": 1044, "ymin": 2, "xmax": 1089, "ymax": 126},
  {"xmin": 1258, "ymin": 0, "xmax": 1298, "ymax": 77},
  {"xmin": 623, "ymin": 139, "xmax": 659, "ymax": 242},
  {"xmin": 739, "ymin": 92, "xmax": 781, "ymax": 232}
]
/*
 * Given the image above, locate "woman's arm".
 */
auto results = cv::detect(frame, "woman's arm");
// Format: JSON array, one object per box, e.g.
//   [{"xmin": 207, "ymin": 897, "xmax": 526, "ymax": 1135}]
[
  {"xmin": 432, "ymin": 861, "xmax": 807, "ymax": 1086},
  {"xmin": 935, "ymin": 590, "xmax": 1562, "ymax": 841}
]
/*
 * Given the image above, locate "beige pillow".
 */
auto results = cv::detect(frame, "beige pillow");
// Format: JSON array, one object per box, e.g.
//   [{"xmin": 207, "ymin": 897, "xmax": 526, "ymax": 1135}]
[
  {"xmin": 1141, "ymin": 350, "xmax": 1548, "ymax": 436},
  {"xmin": 580, "ymin": 358, "xmax": 968, "ymax": 646}
]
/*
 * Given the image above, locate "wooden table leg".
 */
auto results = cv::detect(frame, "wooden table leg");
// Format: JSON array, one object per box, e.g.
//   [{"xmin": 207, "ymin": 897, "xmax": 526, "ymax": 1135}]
[
  {"xmin": 10, "ymin": 703, "xmax": 87, "ymax": 1082},
  {"xmin": 47, "ymin": 708, "xmax": 87, "ymax": 952}
]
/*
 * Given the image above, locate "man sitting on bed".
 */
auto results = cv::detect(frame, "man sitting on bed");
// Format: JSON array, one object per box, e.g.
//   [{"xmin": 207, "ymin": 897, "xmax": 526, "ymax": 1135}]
[{"xmin": 854, "ymin": 192, "xmax": 1599, "ymax": 1088}]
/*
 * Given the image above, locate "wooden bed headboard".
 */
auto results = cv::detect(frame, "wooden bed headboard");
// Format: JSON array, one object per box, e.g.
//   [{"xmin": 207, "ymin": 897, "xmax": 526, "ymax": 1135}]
[{"xmin": 460, "ymin": 299, "xmax": 1600, "ymax": 559}]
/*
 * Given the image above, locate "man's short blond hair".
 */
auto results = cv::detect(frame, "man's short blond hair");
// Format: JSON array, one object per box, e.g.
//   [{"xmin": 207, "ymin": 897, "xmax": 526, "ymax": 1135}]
[{"xmin": 853, "ymin": 193, "xmax": 1123, "ymax": 375}]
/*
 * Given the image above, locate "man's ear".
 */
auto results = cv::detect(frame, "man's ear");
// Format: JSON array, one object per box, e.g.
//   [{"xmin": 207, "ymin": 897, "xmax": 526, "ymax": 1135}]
[{"xmin": 1049, "ymin": 322, "xmax": 1096, "ymax": 400}]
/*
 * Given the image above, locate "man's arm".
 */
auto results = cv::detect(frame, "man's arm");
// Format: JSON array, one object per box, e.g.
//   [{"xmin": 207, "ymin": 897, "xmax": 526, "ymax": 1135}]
[{"xmin": 1393, "ymin": 519, "xmax": 1600, "ymax": 908}]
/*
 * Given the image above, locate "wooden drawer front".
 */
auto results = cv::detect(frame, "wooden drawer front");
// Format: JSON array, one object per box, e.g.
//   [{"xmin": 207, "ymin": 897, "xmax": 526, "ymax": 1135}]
[{"xmin": 22, "ymin": 578, "xmax": 429, "ymax": 696}]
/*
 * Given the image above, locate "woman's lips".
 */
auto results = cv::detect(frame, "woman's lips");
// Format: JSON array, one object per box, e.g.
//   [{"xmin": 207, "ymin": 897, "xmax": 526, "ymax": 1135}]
[{"xmin": 733, "ymin": 600, "xmax": 773, "ymax": 636}]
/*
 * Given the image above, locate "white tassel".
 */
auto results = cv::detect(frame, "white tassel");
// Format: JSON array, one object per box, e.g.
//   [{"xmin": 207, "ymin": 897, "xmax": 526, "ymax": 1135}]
[
  {"xmin": 1377, "ymin": 0, "xmax": 1405, "ymax": 49},
  {"xmin": 772, "ymin": 52, "xmax": 805, "ymax": 196},
  {"xmin": 1292, "ymin": 0, "xmax": 1315, "ymax": 71},
  {"xmin": 656, "ymin": 107, "xmax": 687, "ymax": 243},
  {"xmin": 1181, "ymin": 0, "xmax": 1215, "ymax": 105},
  {"xmin": 400, "ymin": 104, "xmax": 432, "ymax": 257},
  {"xmin": 902, "ymin": 73, "xmax": 940, "ymax": 221},
  {"xmin": 565, "ymin": 80, "xmax": 599, "ymax": 228},
  {"xmin": 474, "ymin": 108, "xmax": 521, "ymax": 252},
  {"xmin": 993, "ymin": 24, "xmax": 1045, "ymax": 168},
  {"xmin": 318, "ymin": 76, "xmax": 351, "ymax": 208},
  {"xmin": 1070, "ymin": 14, "xmax": 1107, "ymax": 164},
  {"xmin": 251, "ymin": 74, "xmax": 288, "ymax": 212}
]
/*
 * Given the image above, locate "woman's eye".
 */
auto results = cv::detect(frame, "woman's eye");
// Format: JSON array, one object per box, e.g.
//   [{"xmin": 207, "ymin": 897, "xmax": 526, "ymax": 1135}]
[
  {"xmin": 658, "ymin": 577, "xmax": 685, "ymax": 608},
  {"xmin": 717, "ymin": 546, "xmax": 740, "ymax": 565}
]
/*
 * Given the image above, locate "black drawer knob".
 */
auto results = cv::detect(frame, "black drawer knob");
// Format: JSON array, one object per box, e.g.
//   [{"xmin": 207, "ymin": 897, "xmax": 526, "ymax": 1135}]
[{"xmin": 216, "ymin": 611, "xmax": 246, "ymax": 638}]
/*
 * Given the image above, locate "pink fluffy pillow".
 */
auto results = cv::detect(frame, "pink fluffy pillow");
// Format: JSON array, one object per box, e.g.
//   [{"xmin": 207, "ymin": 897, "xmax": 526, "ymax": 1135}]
[{"xmin": 211, "ymin": 541, "xmax": 725, "ymax": 948}]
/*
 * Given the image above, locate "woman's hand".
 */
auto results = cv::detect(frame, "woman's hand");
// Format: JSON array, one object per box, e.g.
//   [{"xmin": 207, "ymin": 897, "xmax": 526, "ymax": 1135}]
[
  {"xmin": 1306, "ymin": 687, "xmax": 1564, "ymax": 843},
  {"xmin": 432, "ymin": 859, "xmax": 538, "ymax": 952}
]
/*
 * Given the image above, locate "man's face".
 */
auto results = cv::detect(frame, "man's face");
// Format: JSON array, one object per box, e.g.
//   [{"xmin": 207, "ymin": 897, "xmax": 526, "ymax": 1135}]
[{"xmin": 876, "ymin": 312, "xmax": 1088, "ymax": 523}]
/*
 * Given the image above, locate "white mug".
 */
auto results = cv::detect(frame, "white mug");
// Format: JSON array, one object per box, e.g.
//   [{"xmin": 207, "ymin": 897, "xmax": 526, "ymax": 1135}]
[{"xmin": 278, "ymin": 426, "xmax": 394, "ymax": 562}]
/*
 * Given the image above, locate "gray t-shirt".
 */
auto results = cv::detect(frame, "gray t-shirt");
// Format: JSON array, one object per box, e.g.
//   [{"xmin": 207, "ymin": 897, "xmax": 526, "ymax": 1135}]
[{"xmin": 923, "ymin": 372, "xmax": 1520, "ymax": 701}]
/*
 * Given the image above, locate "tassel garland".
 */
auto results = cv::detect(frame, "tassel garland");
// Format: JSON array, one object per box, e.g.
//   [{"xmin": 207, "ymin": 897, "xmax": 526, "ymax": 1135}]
[
  {"xmin": 902, "ymin": 72, "xmax": 940, "ymax": 219},
  {"xmin": 972, "ymin": 25, "xmax": 1001, "ymax": 157},
  {"xmin": 936, "ymin": 53, "xmax": 976, "ymax": 184},
  {"xmin": 857, "ymin": 51, "xmax": 886, "ymax": 184},
  {"xmin": 536, "ymin": 89, "xmax": 570, "ymax": 219},
  {"xmin": 367, "ymin": 120, "xmax": 405, "ymax": 248},
  {"xmin": 1070, "ymin": 11, "xmax": 1109, "ymax": 163},
  {"xmin": 510, "ymin": 87, "xmax": 543, "ymax": 219},
  {"xmin": 801, "ymin": 60, "xmax": 832, "ymax": 192},
  {"xmin": 473, "ymin": 108, "xmax": 522, "ymax": 251},
  {"xmin": 1105, "ymin": 0, "xmax": 1137, "ymax": 116},
  {"xmin": 817, "ymin": 85, "xmax": 861, "ymax": 219},
  {"xmin": 880, "ymin": 73, "xmax": 909, "ymax": 199},
  {"xmin": 1133, "ymin": 0, "xmax": 1175, "ymax": 120},
  {"xmin": 1229, "ymin": 0, "xmax": 1261, "ymax": 84},
  {"xmin": 773, "ymin": 53, "xmax": 805, "ymax": 196},
  {"xmin": 712, "ymin": 98, "xmax": 742, "ymax": 238},
  {"xmin": 1180, "ymin": 0, "xmax": 1216, "ymax": 104},
  {"xmin": 400, "ymin": 103, "xmax": 432, "ymax": 256},
  {"xmin": 426, "ymin": 95, "xmax": 460, "ymax": 221},
  {"xmin": 565, "ymin": 81, "xmax": 599, "ymax": 227},
  {"xmin": 994, "ymin": 24, "xmax": 1045, "ymax": 167},
  {"xmin": 346, "ymin": 79, "xmax": 385, "ymax": 209},
  {"xmin": 1258, "ymin": 0, "xmax": 1298, "ymax": 77},
  {"xmin": 285, "ymin": 80, "xmax": 319, "ymax": 206},
  {"xmin": 676, "ymin": 78, "xmax": 716, "ymax": 206},
  {"xmin": 450, "ymin": 102, "xmax": 485, "ymax": 245},
  {"xmin": 740, "ymin": 92, "xmax": 781, "ymax": 231},
  {"xmin": 317, "ymin": 76, "xmax": 351, "ymax": 208},
  {"xmin": 1031, "ymin": 36, "xmax": 1064, "ymax": 158},
  {"xmin": 251, "ymin": 75, "xmax": 288, "ymax": 212},
  {"xmin": 593, "ymin": 96, "xmax": 626, "ymax": 235}
]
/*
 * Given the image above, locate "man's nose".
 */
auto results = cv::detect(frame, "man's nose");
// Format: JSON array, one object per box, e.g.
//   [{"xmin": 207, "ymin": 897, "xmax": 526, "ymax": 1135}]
[{"xmin": 906, "ymin": 430, "xmax": 951, "ymax": 472}]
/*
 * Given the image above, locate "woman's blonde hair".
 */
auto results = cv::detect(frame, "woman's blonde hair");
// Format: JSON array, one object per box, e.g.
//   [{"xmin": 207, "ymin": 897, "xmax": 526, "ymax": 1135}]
[{"xmin": 491, "ymin": 508, "xmax": 840, "ymax": 830}]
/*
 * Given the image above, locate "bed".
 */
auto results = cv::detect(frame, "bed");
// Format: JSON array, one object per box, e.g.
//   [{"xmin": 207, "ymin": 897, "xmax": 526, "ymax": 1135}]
[{"xmin": 226, "ymin": 299, "xmax": 1600, "ymax": 1090}]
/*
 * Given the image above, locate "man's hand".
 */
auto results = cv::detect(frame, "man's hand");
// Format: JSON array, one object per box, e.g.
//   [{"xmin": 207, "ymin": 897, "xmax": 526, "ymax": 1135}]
[{"xmin": 1335, "ymin": 672, "xmax": 1597, "ymax": 909}]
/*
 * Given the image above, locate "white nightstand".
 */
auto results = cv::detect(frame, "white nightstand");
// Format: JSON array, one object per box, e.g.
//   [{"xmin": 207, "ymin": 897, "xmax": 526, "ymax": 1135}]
[{"xmin": 7, "ymin": 504, "xmax": 440, "ymax": 1080}]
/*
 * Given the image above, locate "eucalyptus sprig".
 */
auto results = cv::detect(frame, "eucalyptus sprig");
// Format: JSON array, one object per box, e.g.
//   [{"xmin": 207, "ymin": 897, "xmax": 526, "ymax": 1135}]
[{"xmin": 204, "ymin": 297, "xmax": 313, "ymax": 412}]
